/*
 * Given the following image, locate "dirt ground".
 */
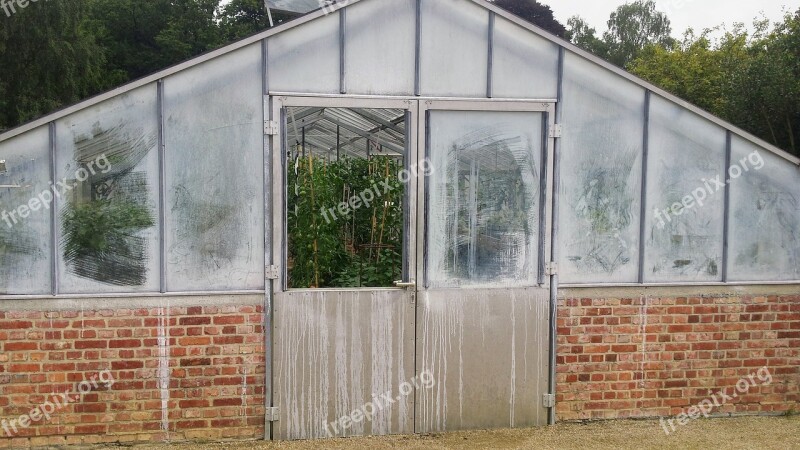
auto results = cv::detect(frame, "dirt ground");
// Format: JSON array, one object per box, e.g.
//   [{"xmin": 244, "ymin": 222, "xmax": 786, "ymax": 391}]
[{"xmin": 114, "ymin": 415, "xmax": 799, "ymax": 450}]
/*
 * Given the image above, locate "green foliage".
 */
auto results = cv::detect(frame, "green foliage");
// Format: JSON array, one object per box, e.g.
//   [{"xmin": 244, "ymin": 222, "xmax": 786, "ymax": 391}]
[
  {"xmin": 630, "ymin": 9, "xmax": 800, "ymax": 156},
  {"xmin": 603, "ymin": 0, "xmax": 675, "ymax": 67},
  {"xmin": 62, "ymin": 200, "xmax": 155, "ymax": 261},
  {"xmin": 491, "ymin": 0, "xmax": 567, "ymax": 38},
  {"xmin": 0, "ymin": 0, "xmax": 109, "ymax": 129},
  {"xmin": 287, "ymin": 155, "xmax": 404, "ymax": 289}
]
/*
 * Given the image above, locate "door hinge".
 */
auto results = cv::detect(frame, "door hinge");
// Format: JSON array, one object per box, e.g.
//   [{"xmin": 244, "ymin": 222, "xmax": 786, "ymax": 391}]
[
  {"xmin": 543, "ymin": 393, "xmax": 556, "ymax": 408},
  {"xmin": 549, "ymin": 124, "xmax": 563, "ymax": 138},
  {"xmin": 266, "ymin": 265, "xmax": 280, "ymax": 280},
  {"xmin": 264, "ymin": 120, "xmax": 279, "ymax": 136},
  {"xmin": 546, "ymin": 262, "xmax": 558, "ymax": 277},
  {"xmin": 266, "ymin": 407, "xmax": 280, "ymax": 422}
]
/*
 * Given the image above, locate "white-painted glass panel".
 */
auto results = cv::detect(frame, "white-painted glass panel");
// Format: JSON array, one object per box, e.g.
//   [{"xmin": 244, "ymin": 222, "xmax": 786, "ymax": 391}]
[
  {"xmin": 0, "ymin": 127, "xmax": 52, "ymax": 295},
  {"xmin": 269, "ymin": 12, "xmax": 340, "ymax": 94},
  {"xmin": 728, "ymin": 137, "xmax": 800, "ymax": 281},
  {"xmin": 644, "ymin": 96, "xmax": 726, "ymax": 282},
  {"xmin": 559, "ymin": 52, "xmax": 645, "ymax": 284},
  {"xmin": 420, "ymin": 0, "xmax": 489, "ymax": 97},
  {"xmin": 427, "ymin": 111, "xmax": 543, "ymax": 287},
  {"xmin": 345, "ymin": 0, "xmax": 416, "ymax": 95},
  {"xmin": 164, "ymin": 45, "xmax": 264, "ymax": 291},
  {"xmin": 492, "ymin": 16, "xmax": 559, "ymax": 99},
  {"xmin": 55, "ymin": 85, "xmax": 160, "ymax": 293}
]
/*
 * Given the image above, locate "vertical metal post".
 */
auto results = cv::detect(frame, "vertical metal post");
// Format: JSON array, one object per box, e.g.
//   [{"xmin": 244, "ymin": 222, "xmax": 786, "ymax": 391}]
[
  {"xmin": 339, "ymin": 8, "xmax": 346, "ymax": 95},
  {"xmin": 48, "ymin": 122, "xmax": 58, "ymax": 296},
  {"xmin": 722, "ymin": 131, "xmax": 732, "ymax": 282},
  {"xmin": 336, "ymin": 125, "xmax": 340, "ymax": 161},
  {"xmin": 537, "ymin": 113, "xmax": 548, "ymax": 285},
  {"xmin": 301, "ymin": 126, "xmax": 306, "ymax": 158},
  {"xmin": 547, "ymin": 46, "xmax": 565, "ymax": 426},
  {"xmin": 487, "ymin": 12, "xmax": 495, "ymax": 99},
  {"xmin": 414, "ymin": 0, "xmax": 422, "ymax": 97},
  {"xmin": 637, "ymin": 90, "xmax": 651, "ymax": 284},
  {"xmin": 261, "ymin": 38, "xmax": 275, "ymax": 441},
  {"xmin": 157, "ymin": 80, "xmax": 167, "ymax": 293}
]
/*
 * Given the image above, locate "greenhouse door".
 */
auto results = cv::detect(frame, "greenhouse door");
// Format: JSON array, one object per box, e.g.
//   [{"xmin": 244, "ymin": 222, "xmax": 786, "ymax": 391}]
[
  {"xmin": 415, "ymin": 101, "xmax": 555, "ymax": 432},
  {"xmin": 270, "ymin": 97, "xmax": 419, "ymax": 440}
]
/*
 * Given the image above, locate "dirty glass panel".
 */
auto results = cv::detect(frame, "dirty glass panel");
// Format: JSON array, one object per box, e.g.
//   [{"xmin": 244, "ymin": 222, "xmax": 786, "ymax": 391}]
[
  {"xmin": 285, "ymin": 107, "xmax": 407, "ymax": 289},
  {"xmin": 0, "ymin": 127, "xmax": 52, "ymax": 295},
  {"xmin": 420, "ymin": 0, "xmax": 489, "ymax": 97},
  {"xmin": 427, "ymin": 111, "xmax": 543, "ymax": 288},
  {"xmin": 492, "ymin": 16, "xmax": 559, "ymax": 99},
  {"xmin": 164, "ymin": 45, "xmax": 264, "ymax": 291},
  {"xmin": 644, "ymin": 96, "xmax": 726, "ymax": 282},
  {"xmin": 559, "ymin": 52, "xmax": 645, "ymax": 284},
  {"xmin": 345, "ymin": 0, "xmax": 416, "ymax": 96},
  {"xmin": 728, "ymin": 137, "xmax": 800, "ymax": 281},
  {"xmin": 55, "ymin": 86, "xmax": 160, "ymax": 294},
  {"xmin": 268, "ymin": 12, "xmax": 340, "ymax": 94}
]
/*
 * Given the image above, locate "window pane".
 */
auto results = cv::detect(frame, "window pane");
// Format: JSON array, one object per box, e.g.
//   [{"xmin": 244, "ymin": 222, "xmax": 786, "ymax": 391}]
[
  {"xmin": 644, "ymin": 96, "xmax": 726, "ymax": 282},
  {"xmin": 426, "ymin": 110, "xmax": 543, "ymax": 287},
  {"xmin": 492, "ymin": 16, "xmax": 559, "ymax": 99},
  {"xmin": 269, "ymin": 12, "xmax": 340, "ymax": 94},
  {"xmin": 345, "ymin": 0, "xmax": 416, "ymax": 96},
  {"xmin": 55, "ymin": 85, "xmax": 160, "ymax": 293},
  {"xmin": 0, "ymin": 127, "xmax": 52, "ymax": 295},
  {"xmin": 420, "ymin": 0, "xmax": 489, "ymax": 97},
  {"xmin": 286, "ymin": 107, "xmax": 407, "ymax": 289},
  {"xmin": 728, "ymin": 137, "xmax": 800, "ymax": 281},
  {"xmin": 164, "ymin": 45, "xmax": 264, "ymax": 291},
  {"xmin": 559, "ymin": 53, "xmax": 645, "ymax": 284}
]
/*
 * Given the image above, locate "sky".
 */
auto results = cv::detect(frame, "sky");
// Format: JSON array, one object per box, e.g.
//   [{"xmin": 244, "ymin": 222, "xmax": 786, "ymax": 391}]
[{"xmin": 547, "ymin": 0, "xmax": 797, "ymax": 38}]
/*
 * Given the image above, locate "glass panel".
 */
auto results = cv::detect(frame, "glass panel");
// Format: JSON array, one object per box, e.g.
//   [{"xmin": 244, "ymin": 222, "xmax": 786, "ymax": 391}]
[
  {"xmin": 345, "ymin": 0, "xmax": 416, "ymax": 96},
  {"xmin": 0, "ymin": 127, "xmax": 52, "ymax": 295},
  {"xmin": 559, "ymin": 52, "xmax": 645, "ymax": 284},
  {"xmin": 268, "ymin": 12, "xmax": 340, "ymax": 94},
  {"xmin": 55, "ymin": 86, "xmax": 160, "ymax": 293},
  {"xmin": 643, "ymin": 96, "xmax": 726, "ymax": 282},
  {"xmin": 420, "ymin": 0, "xmax": 489, "ymax": 97},
  {"xmin": 285, "ymin": 107, "xmax": 408, "ymax": 289},
  {"xmin": 492, "ymin": 17, "xmax": 559, "ymax": 99},
  {"xmin": 164, "ymin": 44, "xmax": 264, "ymax": 291},
  {"xmin": 426, "ymin": 110, "xmax": 543, "ymax": 288},
  {"xmin": 728, "ymin": 137, "xmax": 800, "ymax": 281}
]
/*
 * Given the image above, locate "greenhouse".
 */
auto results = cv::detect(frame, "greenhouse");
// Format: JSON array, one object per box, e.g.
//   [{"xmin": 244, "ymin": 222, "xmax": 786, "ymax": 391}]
[{"xmin": 0, "ymin": 0, "xmax": 798, "ymax": 445}]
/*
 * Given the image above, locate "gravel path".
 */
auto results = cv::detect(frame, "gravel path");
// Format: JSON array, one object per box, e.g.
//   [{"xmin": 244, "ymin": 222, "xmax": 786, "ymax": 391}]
[{"xmin": 112, "ymin": 415, "xmax": 799, "ymax": 450}]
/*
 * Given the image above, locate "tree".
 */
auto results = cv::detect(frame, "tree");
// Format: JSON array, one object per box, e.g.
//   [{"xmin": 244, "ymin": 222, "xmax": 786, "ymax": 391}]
[
  {"xmin": 629, "ymin": 9, "xmax": 800, "ymax": 157},
  {"xmin": 220, "ymin": 0, "xmax": 300, "ymax": 42},
  {"xmin": 491, "ymin": 0, "xmax": 567, "ymax": 38},
  {"xmin": 567, "ymin": 16, "xmax": 609, "ymax": 58},
  {"xmin": 85, "ymin": 0, "xmax": 223, "ymax": 83},
  {"xmin": 0, "ymin": 1, "xmax": 108, "ymax": 130},
  {"xmin": 603, "ymin": 0, "xmax": 675, "ymax": 67}
]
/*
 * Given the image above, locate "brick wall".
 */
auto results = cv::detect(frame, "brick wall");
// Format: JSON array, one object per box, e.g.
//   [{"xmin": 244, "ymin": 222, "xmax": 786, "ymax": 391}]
[
  {"xmin": 556, "ymin": 292, "xmax": 800, "ymax": 421},
  {"xmin": 0, "ymin": 301, "xmax": 265, "ymax": 448},
  {"xmin": 1, "ymin": 290, "xmax": 798, "ymax": 447}
]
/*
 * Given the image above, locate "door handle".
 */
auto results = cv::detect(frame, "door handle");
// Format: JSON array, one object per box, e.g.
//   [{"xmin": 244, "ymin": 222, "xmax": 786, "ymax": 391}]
[{"xmin": 393, "ymin": 279, "xmax": 416, "ymax": 289}]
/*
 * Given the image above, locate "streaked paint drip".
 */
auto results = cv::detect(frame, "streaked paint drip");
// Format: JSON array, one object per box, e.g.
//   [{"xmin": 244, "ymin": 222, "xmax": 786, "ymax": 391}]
[{"xmin": 157, "ymin": 302, "xmax": 170, "ymax": 438}]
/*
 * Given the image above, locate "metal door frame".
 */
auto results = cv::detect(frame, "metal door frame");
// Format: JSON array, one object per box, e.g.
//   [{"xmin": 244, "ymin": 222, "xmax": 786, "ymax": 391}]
[
  {"xmin": 269, "ymin": 95, "xmax": 420, "ymax": 440},
  {"xmin": 414, "ymin": 99, "xmax": 557, "ymax": 431},
  {"xmin": 415, "ymin": 100, "xmax": 557, "ymax": 289}
]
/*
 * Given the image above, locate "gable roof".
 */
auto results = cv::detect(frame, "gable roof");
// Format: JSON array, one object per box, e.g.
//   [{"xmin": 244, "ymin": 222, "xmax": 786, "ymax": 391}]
[{"xmin": 1, "ymin": 0, "xmax": 798, "ymax": 166}]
